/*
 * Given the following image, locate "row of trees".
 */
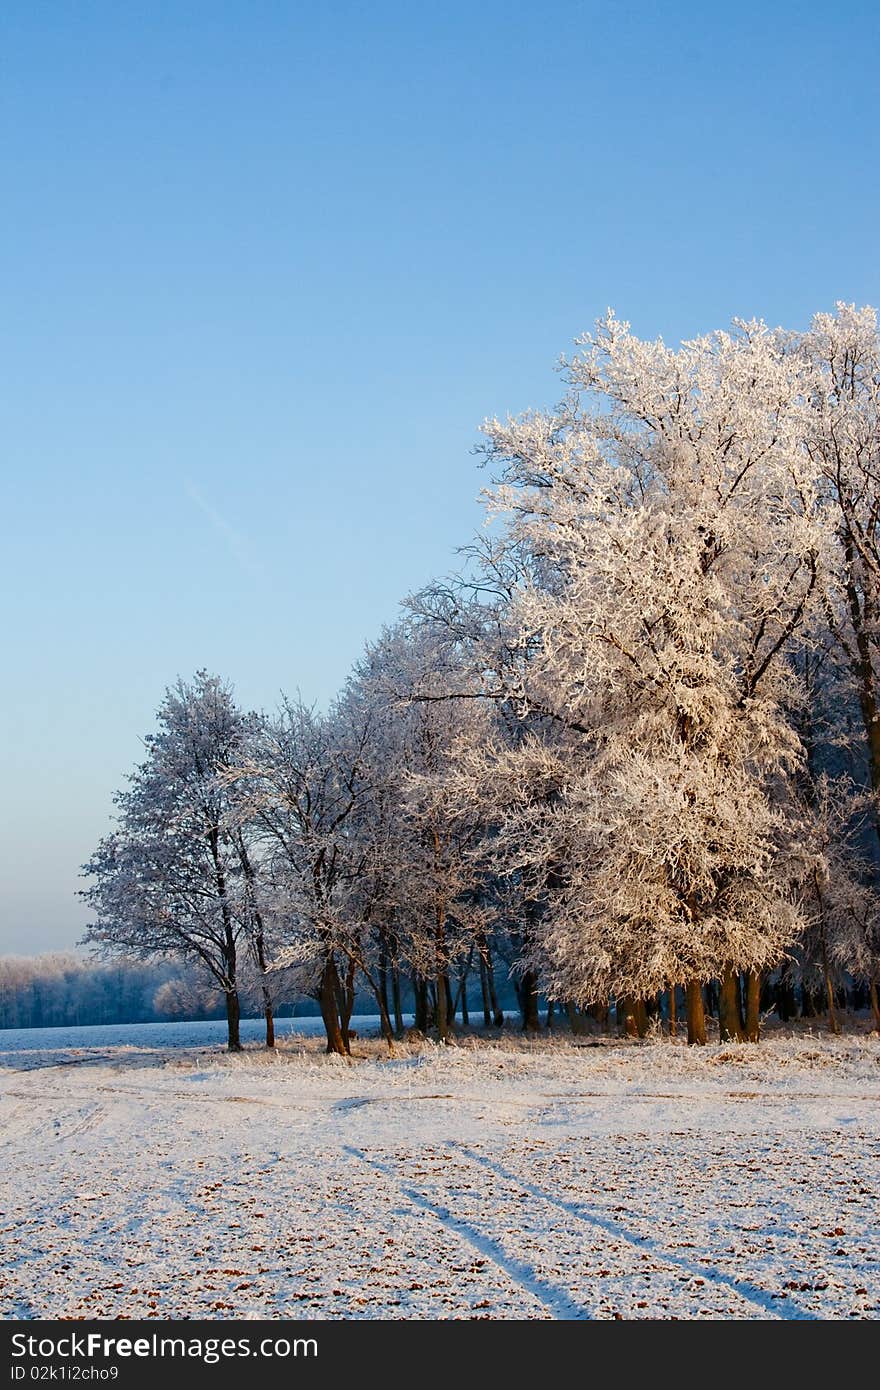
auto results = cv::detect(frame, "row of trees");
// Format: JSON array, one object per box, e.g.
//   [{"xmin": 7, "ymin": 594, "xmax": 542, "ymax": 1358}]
[
  {"xmin": 4, "ymin": 946, "xmax": 860, "ymax": 1035},
  {"xmin": 82, "ymin": 304, "xmax": 880, "ymax": 1049}
]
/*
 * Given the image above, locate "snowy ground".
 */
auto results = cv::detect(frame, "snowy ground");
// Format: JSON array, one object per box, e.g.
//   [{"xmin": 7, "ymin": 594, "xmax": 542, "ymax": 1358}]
[{"xmin": 1, "ymin": 1028, "xmax": 878, "ymax": 1320}]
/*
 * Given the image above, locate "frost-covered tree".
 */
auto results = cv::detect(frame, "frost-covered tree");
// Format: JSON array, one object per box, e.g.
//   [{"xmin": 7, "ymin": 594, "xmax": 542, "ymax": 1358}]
[
  {"xmin": 151, "ymin": 970, "xmax": 223, "ymax": 1021},
  {"xmin": 330, "ymin": 662, "xmax": 411, "ymax": 1041},
  {"xmin": 80, "ymin": 673, "xmax": 262, "ymax": 1051},
  {"xmin": 793, "ymin": 775, "xmax": 880, "ymax": 1033},
  {"xmin": 460, "ymin": 313, "xmax": 831, "ymax": 1041},
  {"xmin": 409, "ymin": 539, "xmax": 576, "ymax": 1032},
  {"xmin": 343, "ymin": 623, "xmax": 494, "ymax": 1042},
  {"xmin": 229, "ymin": 696, "xmax": 379, "ymax": 1055},
  {"xmin": 801, "ymin": 305, "xmax": 880, "ymax": 839}
]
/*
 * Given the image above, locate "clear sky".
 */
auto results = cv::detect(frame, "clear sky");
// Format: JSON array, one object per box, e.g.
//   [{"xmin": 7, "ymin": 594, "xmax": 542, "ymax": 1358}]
[{"xmin": 2, "ymin": 0, "xmax": 879, "ymax": 953}]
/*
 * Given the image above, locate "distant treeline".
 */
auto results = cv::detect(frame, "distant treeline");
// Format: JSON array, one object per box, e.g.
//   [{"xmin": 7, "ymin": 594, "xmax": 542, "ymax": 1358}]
[
  {"xmin": 0, "ymin": 953, "xmax": 218, "ymax": 1030},
  {"xmin": 0, "ymin": 952, "xmax": 348, "ymax": 1031}
]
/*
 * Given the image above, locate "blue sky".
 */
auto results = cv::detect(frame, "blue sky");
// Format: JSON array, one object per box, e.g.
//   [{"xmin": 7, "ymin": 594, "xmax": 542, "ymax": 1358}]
[{"xmin": 3, "ymin": 0, "xmax": 879, "ymax": 951}]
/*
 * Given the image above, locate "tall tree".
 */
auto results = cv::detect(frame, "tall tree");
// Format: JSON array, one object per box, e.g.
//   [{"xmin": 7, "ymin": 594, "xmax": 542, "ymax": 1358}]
[
  {"xmin": 463, "ymin": 313, "xmax": 830, "ymax": 1040},
  {"xmin": 801, "ymin": 304, "xmax": 880, "ymax": 842}
]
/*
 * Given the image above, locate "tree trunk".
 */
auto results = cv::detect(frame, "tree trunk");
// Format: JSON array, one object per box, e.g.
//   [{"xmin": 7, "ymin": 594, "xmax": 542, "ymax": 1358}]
[
  {"xmin": 436, "ymin": 970, "xmax": 450, "ymax": 1042},
  {"xmin": 483, "ymin": 942, "xmax": 504, "ymax": 1027},
  {"xmin": 520, "ymin": 878, "xmax": 545, "ymax": 1033},
  {"xmin": 685, "ymin": 980, "xmax": 707, "ymax": 1045},
  {"xmin": 452, "ymin": 946, "xmax": 473, "ymax": 1026},
  {"xmin": 869, "ymin": 976, "xmax": 880, "ymax": 1033},
  {"xmin": 236, "ymin": 835, "xmax": 274, "ymax": 1048},
  {"xmin": 619, "ymin": 996, "xmax": 638, "ymax": 1037},
  {"xmin": 225, "ymin": 987, "xmax": 242, "ymax": 1052},
  {"xmin": 718, "ymin": 965, "xmax": 745, "ymax": 1041},
  {"xmin": 252, "ymin": 931, "xmax": 275, "ymax": 1049},
  {"xmin": 261, "ymin": 984, "xmax": 275, "ymax": 1049},
  {"xmin": 545, "ymin": 998, "xmax": 555, "ymax": 1030},
  {"xmin": 817, "ymin": 922, "xmax": 840, "ymax": 1035},
  {"xmin": 433, "ymin": 881, "xmax": 451, "ymax": 1042},
  {"xmin": 391, "ymin": 964, "xmax": 403, "ymax": 1036},
  {"xmin": 566, "ymin": 1001, "xmax": 587, "ymax": 1036},
  {"xmin": 668, "ymin": 984, "xmax": 678, "ymax": 1038},
  {"xmin": 210, "ymin": 828, "xmax": 240, "ymax": 1053},
  {"xmin": 377, "ymin": 995, "xmax": 395, "ymax": 1051},
  {"xmin": 319, "ymin": 955, "xmax": 348, "ymax": 1056},
  {"xmin": 413, "ymin": 976, "xmax": 429, "ymax": 1033},
  {"xmin": 338, "ymin": 956, "xmax": 357, "ymax": 1051},
  {"xmin": 478, "ymin": 949, "xmax": 491, "ymax": 1027},
  {"xmin": 705, "ymin": 979, "xmax": 718, "ymax": 1018},
  {"xmin": 744, "ymin": 969, "xmax": 761, "ymax": 1042},
  {"xmin": 823, "ymin": 967, "xmax": 840, "ymax": 1035},
  {"xmin": 635, "ymin": 997, "xmax": 649, "ymax": 1036},
  {"xmin": 617, "ymin": 995, "xmax": 648, "ymax": 1037},
  {"xmin": 378, "ymin": 945, "xmax": 390, "ymax": 1035},
  {"xmin": 519, "ymin": 968, "xmax": 540, "ymax": 1032},
  {"xmin": 586, "ymin": 999, "xmax": 608, "ymax": 1033}
]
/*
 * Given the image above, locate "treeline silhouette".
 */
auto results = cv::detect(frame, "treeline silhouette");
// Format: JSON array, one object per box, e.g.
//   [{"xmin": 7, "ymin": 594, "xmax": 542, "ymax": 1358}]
[{"xmin": 0, "ymin": 953, "xmax": 219, "ymax": 1029}]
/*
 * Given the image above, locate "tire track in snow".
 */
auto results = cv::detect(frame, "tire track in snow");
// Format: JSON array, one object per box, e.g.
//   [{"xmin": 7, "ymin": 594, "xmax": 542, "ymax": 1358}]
[
  {"xmin": 0, "ymin": 1052, "xmax": 133, "ymax": 1074},
  {"xmin": 2, "ymin": 1083, "xmax": 297, "ymax": 1109},
  {"xmin": 451, "ymin": 1144, "xmax": 814, "ymax": 1321},
  {"xmin": 345, "ymin": 1145, "xmax": 590, "ymax": 1319},
  {"xmin": 43, "ymin": 1102, "xmax": 106, "ymax": 1144}
]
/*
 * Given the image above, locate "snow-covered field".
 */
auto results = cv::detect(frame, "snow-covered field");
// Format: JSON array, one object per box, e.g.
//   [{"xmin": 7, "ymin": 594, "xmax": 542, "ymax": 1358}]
[{"xmin": 1, "ymin": 1027, "xmax": 878, "ymax": 1320}]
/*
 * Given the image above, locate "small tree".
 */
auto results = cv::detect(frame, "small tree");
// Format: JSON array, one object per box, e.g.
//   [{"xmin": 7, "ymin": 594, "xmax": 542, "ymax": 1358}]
[
  {"xmin": 80, "ymin": 672, "xmax": 259, "ymax": 1051},
  {"xmin": 229, "ymin": 696, "xmax": 375, "ymax": 1055},
  {"xmin": 356, "ymin": 623, "xmax": 496, "ymax": 1042}
]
